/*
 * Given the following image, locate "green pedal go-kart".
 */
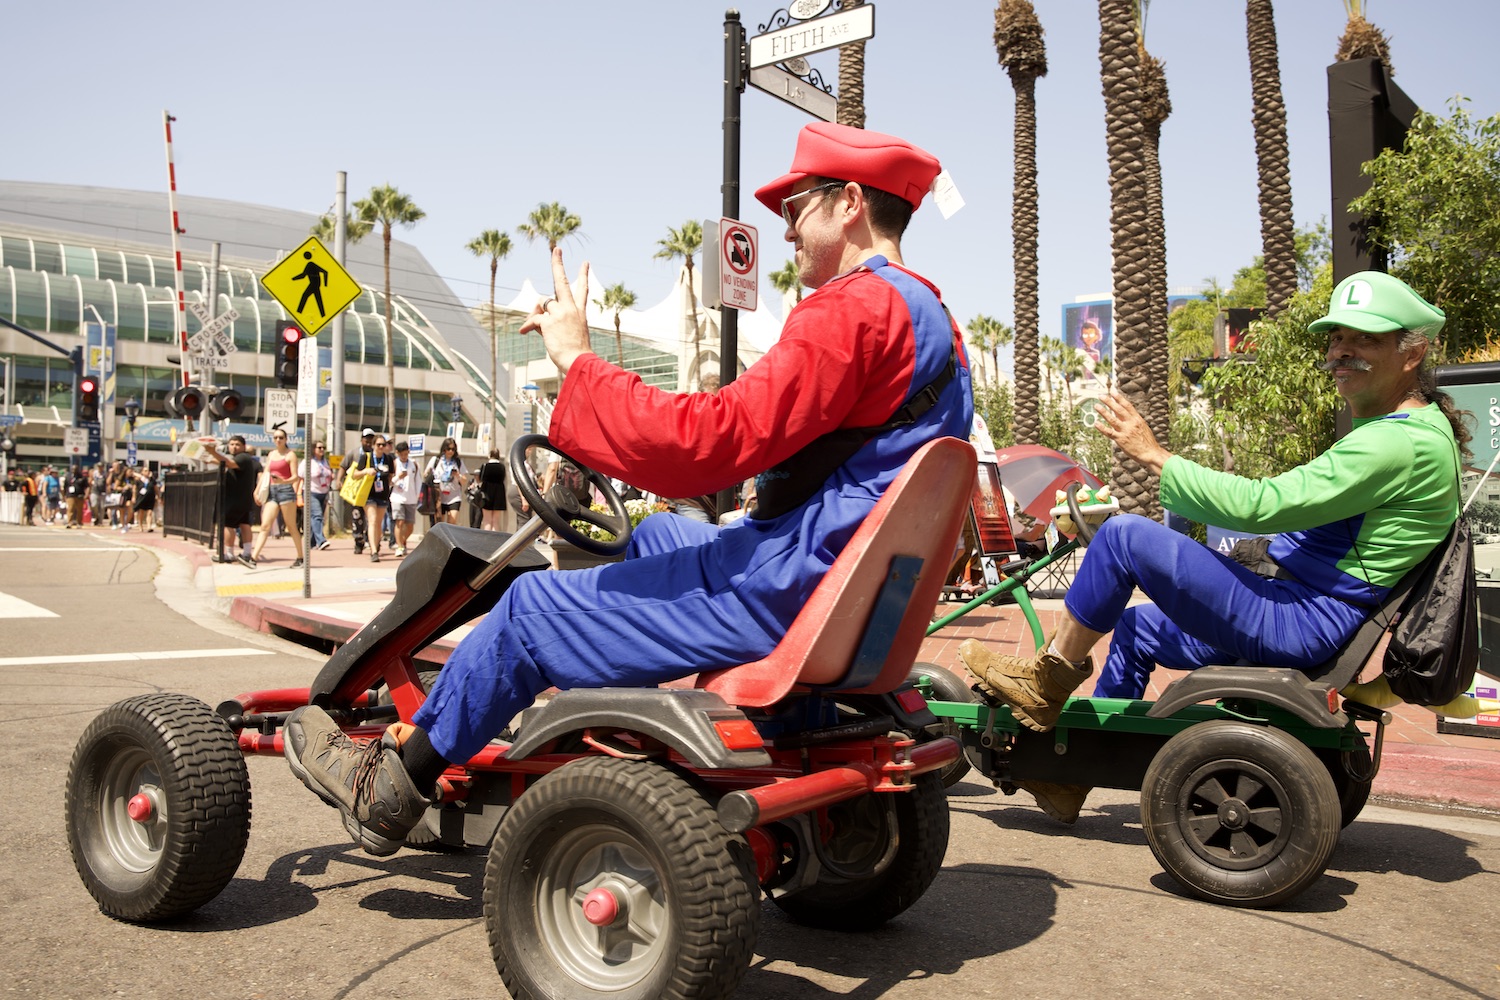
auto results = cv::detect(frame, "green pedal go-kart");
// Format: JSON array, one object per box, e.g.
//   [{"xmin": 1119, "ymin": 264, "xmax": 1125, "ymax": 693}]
[{"xmin": 912, "ymin": 484, "xmax": 1401, "ymax": 909}]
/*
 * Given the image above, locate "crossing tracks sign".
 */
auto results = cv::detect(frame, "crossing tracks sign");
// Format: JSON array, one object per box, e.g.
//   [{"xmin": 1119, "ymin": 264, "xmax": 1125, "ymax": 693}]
[{"xmin": 259, "ymin": 236, "xmax": 362, "ymax": 336}]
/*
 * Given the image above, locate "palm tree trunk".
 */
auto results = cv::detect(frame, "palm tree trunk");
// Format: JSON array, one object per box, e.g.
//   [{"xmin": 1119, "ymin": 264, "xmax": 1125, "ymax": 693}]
[
  {"xmin": 1098, "ymin": 0, "xmax": 1158, "ymax": 518},
  {"xmin": 1139, "ymin": 50, "xmax": 1173, "ymax": 447},
  {"xmin": 614, "ymin": 317, "xmax": 624, "ymax": 366},
  {"xmin": 382, "ymin": 226, "xmax": 397, "ymax": 433},
  {"xmin": 685, "ymin": 259, "xmax": 701, "ymax": 380},
  {"xmin": 1011, "ymin": 76, "xmax": 1043, "ymax": 445},
  {"xmin": 836, "ymin": 0, "xmax": 867, "ymax": 129},
  {"xmin": 488, "ymin": 259, "xmax": 499, "ymax": 448},
  {"xmin": 1247, "ymin": 0, "xmax": 1296, "ymax": 317}
]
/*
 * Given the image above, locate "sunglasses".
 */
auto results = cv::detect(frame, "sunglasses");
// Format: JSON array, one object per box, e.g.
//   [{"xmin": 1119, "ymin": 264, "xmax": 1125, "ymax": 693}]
[{"xmin": 780, "ymin": 181, "xmax": 846, "ymax": 229}]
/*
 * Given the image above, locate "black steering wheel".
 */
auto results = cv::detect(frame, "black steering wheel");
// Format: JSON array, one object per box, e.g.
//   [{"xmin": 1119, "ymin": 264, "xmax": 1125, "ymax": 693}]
[
  {"xmin": 1065, "ymin": 481, "xmax": 1101, "ymax": 546},
  {"xmin": 510, "ymin": 434, "xmax": 632, "ymax": 557}
]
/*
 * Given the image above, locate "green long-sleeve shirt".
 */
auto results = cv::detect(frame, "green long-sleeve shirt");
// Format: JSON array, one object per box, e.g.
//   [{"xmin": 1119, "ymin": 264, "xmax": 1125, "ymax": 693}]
[{"xmin": 1159, "ymin": 403, "xmax": 1460, "ymax": 604}]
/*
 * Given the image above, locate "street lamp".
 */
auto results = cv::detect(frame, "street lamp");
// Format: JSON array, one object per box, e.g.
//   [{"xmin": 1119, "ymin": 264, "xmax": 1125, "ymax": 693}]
[
  {"xmin": 124, "ymin": 397, "xmax": 141, "ymax": 434},
  {"xmin": 450, "ymin": 394, "xmax": 464, "ymax": 421}
]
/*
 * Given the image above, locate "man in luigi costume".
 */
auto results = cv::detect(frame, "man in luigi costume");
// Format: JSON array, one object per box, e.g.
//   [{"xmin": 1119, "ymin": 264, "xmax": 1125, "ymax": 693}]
[{"xmin": 960, "ymin": 271, "xmax": 1469, "ymax": 823}]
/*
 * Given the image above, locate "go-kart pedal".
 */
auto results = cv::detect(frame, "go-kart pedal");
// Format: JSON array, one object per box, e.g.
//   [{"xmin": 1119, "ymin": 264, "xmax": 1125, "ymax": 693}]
[{"xmin": 282, "ymin": 705, "xmax": 431, "ymax": 857}]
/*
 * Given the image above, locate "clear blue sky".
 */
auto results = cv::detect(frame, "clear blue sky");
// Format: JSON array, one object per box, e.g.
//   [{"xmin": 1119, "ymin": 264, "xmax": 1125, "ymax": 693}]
[{"xmin": 9, "ymin": 1, "xmax": 1496, "ymax": 373}]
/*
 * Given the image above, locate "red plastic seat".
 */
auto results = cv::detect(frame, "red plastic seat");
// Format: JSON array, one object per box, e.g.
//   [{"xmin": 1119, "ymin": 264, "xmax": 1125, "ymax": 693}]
[{"xmin": 697, "ymin": 437, "xmax": 977, "ymax": 708}]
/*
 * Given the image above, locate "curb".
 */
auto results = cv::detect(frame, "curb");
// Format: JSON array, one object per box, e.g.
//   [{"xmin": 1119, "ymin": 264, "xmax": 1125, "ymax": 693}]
[{"xmin": 227, "ymin": 595, "xmax": 457, "ymax": 667}]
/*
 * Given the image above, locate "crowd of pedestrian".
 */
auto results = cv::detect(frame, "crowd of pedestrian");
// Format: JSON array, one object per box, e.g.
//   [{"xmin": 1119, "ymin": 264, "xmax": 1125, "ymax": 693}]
[
  {"xmin": 2, "ymin": 433, "xmax": 520, "ymax": 566},
  {"xmin": 3, "ymin": 461, "xmax": 157, "ymax": 530}
]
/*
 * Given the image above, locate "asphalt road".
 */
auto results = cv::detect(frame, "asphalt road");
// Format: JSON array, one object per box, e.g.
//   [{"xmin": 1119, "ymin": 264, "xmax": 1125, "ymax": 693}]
[{"xmin": 3, "ymin": 527, "xmax": 1498, "ymax": 999}]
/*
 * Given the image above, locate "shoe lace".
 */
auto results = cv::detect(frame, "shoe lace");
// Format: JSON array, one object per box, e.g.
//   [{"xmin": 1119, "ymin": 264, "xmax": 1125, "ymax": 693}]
[{"xmin": 345, "ymin": 735, "xmax": 389, "ymax": 808}]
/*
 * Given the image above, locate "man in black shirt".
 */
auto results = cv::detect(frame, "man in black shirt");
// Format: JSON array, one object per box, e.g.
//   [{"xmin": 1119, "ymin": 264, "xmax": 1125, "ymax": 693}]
[{"xmin": 202, "ymin": 434, "xmax": 261, "ymax": 567}]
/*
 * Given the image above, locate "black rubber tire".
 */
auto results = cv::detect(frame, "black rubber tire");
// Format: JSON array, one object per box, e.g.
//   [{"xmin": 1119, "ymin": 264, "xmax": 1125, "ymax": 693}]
[
  {"xmin": 1316, "ymin": 731, "xmax": 1374, "ymax": 829},
  {"xmin": 1141, "ymin": 720, "xmax": 1341, "ymax": 908},
  {"xmin": 908, "ymin": 664, "xmax": 975, "ymax": 788},
  {"xmin": 485, "ymin": 757, "xmax": 760, "ymax": 1000},
  {"xmin": 65, "ymin": 693, "xmax": 251, "ymax": 922},
  {"xmin": 772, "ymin": 771, "xmax": 950, "ymax": 931}
]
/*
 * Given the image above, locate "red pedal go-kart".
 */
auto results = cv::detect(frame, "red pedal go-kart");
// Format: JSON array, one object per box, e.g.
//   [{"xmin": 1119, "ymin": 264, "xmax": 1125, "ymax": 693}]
[{"xmin": 64, "ymin": 435, "xmax": 975, "ymax": 999}]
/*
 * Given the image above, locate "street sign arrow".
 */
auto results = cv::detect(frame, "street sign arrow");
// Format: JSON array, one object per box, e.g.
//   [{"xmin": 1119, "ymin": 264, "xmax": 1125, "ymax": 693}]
[{"xmin": 748, "ymin": 4, "xmax": 874, "ymax": 70}]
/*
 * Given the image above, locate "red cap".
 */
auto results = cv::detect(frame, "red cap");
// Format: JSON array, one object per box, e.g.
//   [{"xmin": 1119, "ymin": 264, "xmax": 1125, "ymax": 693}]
[{"xmin": 754, "ymin": 122, "xmax": 942, "ymax": 218}]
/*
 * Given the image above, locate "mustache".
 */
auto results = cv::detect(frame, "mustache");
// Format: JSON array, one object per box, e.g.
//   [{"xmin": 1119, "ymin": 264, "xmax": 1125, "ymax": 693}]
[{"xmin": 1320, "ymin": 357, "xmax": 1373, "ymax": 372}]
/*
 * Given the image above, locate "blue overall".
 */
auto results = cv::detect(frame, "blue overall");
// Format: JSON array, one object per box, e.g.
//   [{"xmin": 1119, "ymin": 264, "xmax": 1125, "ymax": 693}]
[
  {"xmin": 1076, "ymin": 516, "xmax": 1371, "ymax": 699},
  {"xmin": 415, "ymin": 260, "xmax": 973, "ymax": 764}
]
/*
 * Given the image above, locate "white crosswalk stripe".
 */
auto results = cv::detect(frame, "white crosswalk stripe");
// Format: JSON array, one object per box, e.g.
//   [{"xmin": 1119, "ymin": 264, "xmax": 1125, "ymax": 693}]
[{"xmin": 0, "ymin": 647, "xmax": 275, "ymax": 667}]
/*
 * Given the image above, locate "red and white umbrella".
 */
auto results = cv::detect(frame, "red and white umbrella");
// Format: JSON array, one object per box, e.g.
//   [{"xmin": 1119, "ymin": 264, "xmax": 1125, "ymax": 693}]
[{"xmin": 991, "ymin": 444, "xmax": 1104, "ymax": 542}]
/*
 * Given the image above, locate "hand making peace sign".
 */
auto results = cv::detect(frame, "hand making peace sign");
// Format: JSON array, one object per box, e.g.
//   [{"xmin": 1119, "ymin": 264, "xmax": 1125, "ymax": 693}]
[{"xmin": 518, "ymin": 247, "xmax": 594, "ymax": 375}]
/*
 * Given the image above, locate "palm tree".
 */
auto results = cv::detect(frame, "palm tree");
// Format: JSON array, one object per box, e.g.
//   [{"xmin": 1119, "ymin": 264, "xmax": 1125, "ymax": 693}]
[
  {"xmin": 1247, "ymin": 0, "xmax": 1296, "ymax": 319},
  {"xmin": 516, "ymin": 202, "xmax": 582, "ymax": 252},
  {"xmin": 352, "ymin": 184, "xmax": 425, "ymax": 429},
  {"xmin": 836, "ymin": 0, "xmax": 867, "ymax": 128},
  {"xmin": 769, "ymin": 259, "xmax": 803, "ymax": 310},
  {"xmin": 311, "ymin": 212, "xmax": 372, "ymax": 245},
  {"xmin": 593, "ymin": 282, "xmax": 637, "ymax": 366},
  {"xmin": 466, "ymin": 229, "xmax": 513, "ymax": 447},
  {"xmin": 969, "ymin": 314, "xmax": 1014, "ymax": 388},
  {"xmin": 1135, "ymin": 0, "xmax": 1173, "ymax": 444},
  {"xmin": 994, "ymin": 0, "xmax": 1047, "ymax": 446},
  {"xmin": 1097, "ymin": 0, "xmax": 1157, "ymax": 518},
  {"xmin": 1335, "ymin": 0, "xmax": 1392, "ymax": 69},
  {"xmin": 654, "ymin": 221, "xmax": 704, "ymax": 378}
]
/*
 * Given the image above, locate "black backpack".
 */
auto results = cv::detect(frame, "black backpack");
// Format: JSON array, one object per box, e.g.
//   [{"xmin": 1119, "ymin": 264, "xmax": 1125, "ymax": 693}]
[{"xmin": 1383, "ymin": 517, "xmax": 1479, "ymax": 706}]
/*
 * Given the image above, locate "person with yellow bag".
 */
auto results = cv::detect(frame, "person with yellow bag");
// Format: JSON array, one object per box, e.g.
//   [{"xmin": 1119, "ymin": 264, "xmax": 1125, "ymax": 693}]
[{"xmin": 337, "ymin": 429, "xmax": 378, "ymax": 555}]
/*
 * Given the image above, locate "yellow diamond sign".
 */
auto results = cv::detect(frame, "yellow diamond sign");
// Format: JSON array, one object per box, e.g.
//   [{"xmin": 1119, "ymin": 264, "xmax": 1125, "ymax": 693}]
[{"xmin": 259, "ymin": 236, "xmax": 362, "ymax": 336}]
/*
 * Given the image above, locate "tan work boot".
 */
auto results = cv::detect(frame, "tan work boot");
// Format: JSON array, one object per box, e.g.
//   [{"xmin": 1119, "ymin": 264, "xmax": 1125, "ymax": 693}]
[
  {"xmin": 1018, "ymin": 781, "xmax": 1092, "ymax": 824},
  {"xmin": 958, "ymin": 638, "xmax": 1093, "ymax": 732}
]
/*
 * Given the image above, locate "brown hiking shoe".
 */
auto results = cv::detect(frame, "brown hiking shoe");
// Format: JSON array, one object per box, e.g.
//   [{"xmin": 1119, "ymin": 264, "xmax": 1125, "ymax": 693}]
[
  {"xmin": 958, "ymin": 639, "xmax": 1093, "ymax": 732},
  {"xmin": 1019, "ymin": 781, "xmax": 1092, "ymax": 824},
  {"xmin": 283, "ymin": 706, "xmax": 431, "ymax": 856}
]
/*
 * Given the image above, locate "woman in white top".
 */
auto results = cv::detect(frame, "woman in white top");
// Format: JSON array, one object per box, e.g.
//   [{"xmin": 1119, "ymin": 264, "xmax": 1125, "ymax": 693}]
[{"xmin": 422, "ymin": 436, "xmax": 468, "ymax": 525}]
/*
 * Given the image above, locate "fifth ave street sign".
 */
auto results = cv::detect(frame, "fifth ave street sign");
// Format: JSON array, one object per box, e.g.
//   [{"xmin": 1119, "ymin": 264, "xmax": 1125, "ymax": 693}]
[{"xmin": 748, "ymin": 4, "xmax": 875, "ymax": 70}]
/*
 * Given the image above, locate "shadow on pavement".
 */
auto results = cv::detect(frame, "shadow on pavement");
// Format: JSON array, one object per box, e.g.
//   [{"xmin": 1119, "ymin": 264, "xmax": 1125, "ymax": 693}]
[
  {"xmin": 738, "ymin": 862, "xmax": 1060, "ymax": 999},
  {"xmin": 154, "ymin": 842, "xmax": 486, "ymax": 932}
]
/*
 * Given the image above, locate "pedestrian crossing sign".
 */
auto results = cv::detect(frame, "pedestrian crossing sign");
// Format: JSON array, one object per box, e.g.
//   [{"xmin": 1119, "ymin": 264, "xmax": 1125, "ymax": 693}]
[{"xmin": 259, "ymin": 236, "xmax": 362, "ymax": 336}]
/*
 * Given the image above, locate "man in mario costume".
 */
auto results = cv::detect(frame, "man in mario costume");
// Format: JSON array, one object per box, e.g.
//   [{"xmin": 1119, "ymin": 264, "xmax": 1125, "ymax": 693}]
[
  {"xmin": 282, "ymin": 122, "xmax": 975, "ymax": 856},
  {"xmin": 960, "ymin": 270, "xmax": 1466, "ymax": 824}
]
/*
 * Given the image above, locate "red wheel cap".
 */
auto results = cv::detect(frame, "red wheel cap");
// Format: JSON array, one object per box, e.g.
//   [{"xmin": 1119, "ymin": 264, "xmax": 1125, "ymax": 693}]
[
  {"xmin": 126, "ymin": 793, "xmax": 154, "ymax": 823},
  {"xmin": 582, "ymin": 887, "xmax": 619, "ymax": 926}
]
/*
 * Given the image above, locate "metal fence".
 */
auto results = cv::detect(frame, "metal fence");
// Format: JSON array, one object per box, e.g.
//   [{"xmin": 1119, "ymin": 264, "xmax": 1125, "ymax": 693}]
[{"xmin": 162, "ymin": 467, "xmax": 221, "ymax": 547}]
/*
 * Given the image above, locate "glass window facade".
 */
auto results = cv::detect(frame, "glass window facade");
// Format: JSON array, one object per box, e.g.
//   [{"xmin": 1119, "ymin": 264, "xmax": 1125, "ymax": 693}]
[{"xmin": 1, "ymin": 223, "xmax": 496, "ymax": 445}]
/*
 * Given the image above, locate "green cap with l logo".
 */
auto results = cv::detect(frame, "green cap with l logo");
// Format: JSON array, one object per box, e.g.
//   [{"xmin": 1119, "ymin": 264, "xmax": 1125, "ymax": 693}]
[{"xmin": 1308, "ymin": 271, "xmax": 1446, "ymax": 339}]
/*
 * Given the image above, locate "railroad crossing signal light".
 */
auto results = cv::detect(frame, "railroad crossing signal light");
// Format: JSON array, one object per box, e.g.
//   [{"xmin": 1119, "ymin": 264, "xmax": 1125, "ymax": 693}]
[
  {"xmin": 208, "ymin": 388, "xmax": 245, "ymax": 421},
  {"xmin": 166, "ymin": 384, "xmax": 207, "ymax": 422},
  {"xmin": 276, "ymin": 321, "xmax": 305, "ymax": 388},
  {"xmin": 77, "ymin": 376, "xmax": 100, "ymax": 424}
]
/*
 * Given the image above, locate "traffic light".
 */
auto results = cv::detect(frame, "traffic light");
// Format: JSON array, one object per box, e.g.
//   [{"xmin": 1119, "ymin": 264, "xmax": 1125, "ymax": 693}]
[
  {"xmin": 208, "ymin": 388, "xmax": 245, "ymax": 421},
  {"xmin": 276, "ymin": 321, "xmax": 304, "ymax": 388},
  {"xmin": 166, "ymin": 384, "xmax": 207, "ymax": 422},
  {"xmin": 77, "ymin": 376, "xmax": 100, "ymax": 424}
]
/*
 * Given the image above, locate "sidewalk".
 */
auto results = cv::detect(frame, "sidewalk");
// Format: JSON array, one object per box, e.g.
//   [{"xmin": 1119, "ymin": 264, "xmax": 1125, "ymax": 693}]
[{"xmin": 82, "ymin": 520, "xmax": 1500, "ymax": 817}]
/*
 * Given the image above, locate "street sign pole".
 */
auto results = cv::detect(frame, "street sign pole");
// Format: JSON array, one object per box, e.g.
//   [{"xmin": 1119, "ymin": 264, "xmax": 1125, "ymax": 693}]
[
  {"xmin": 302, "ymin": 405, "xmax": 313, "ymax": 598},
  {"xmin": 718, "ymin": 9, "xmax": 746, "ymax": 517}
]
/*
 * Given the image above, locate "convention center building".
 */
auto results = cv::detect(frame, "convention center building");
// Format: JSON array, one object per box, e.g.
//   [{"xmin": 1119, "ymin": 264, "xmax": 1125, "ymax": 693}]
[{"xmin": 0, "ymin": 181, "xmax": 784, "ymax": 472}]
